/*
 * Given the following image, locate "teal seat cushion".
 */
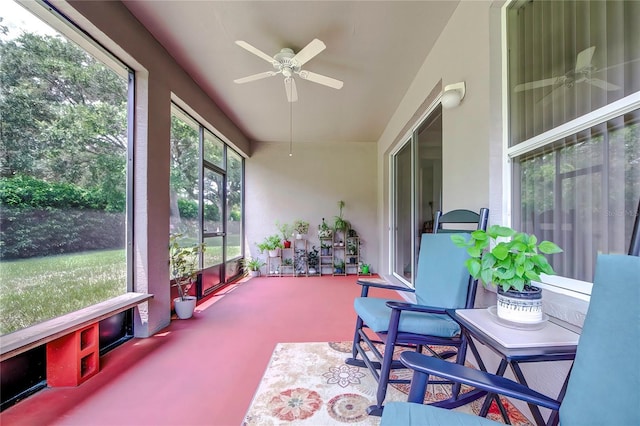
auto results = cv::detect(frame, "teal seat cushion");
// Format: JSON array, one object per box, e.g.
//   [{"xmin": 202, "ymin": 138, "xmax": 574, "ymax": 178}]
[
  {"xmin": 354, "ymin": 297, "xmax": 461, "ymax": 337},
  {"xmin": 381, "ymin": 402, "xmax": 499, "ymax": 426}
]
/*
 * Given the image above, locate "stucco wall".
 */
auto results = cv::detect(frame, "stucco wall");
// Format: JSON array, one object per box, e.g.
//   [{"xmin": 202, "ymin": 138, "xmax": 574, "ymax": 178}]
[
  {"xmin": 377, "ymin": 1, "xmax": 492, "ymax": 278},
  {"xmin": 245, "ymin": 142, "xmax": 378, "ymax": 271}
]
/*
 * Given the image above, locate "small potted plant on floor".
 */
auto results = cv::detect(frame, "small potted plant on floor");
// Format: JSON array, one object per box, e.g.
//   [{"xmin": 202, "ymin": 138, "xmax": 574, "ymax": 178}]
[
  {"xmin": 257, "ymin": 234, "xmax": 283, "ymax": 257},
  {"xmin": 334, "ymin": 259, "xmax": 345, "ymax": 274},
  {"xmin": 242, "ymin": 257, "xmax": 265, "ymax": 277},
  {"xmin": 451, "ymin": 225, "xmax": 562, "ymax": 324},
  {"xmin": 170, "ymin": 233, "xmax": 206, "ymax": 319},
  {"xmin": 293, "ymin": 219, "xmax": 309, "ymax": 240}
]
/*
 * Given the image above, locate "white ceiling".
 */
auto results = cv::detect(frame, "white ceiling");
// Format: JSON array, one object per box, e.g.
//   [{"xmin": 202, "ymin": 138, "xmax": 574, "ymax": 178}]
[{"xmin": 122, "ymin": 1, "xmax": 459, "ymax": 145}]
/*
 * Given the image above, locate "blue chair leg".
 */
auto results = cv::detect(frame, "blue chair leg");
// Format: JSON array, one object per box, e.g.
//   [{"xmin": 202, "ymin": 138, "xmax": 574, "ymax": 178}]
[
  {"xmin": 351, "ymin": 316, "xmax": 364, "ymax": 360},
  {"xmin": 368, "ymin": 307, "xmax": 402, "ymax": 416}
]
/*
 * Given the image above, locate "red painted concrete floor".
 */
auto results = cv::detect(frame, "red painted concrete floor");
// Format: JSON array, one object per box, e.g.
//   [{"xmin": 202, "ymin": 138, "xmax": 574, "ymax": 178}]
[{"xmin": 1, "ymin": 275, "xmax": 399, "ymax": 426}]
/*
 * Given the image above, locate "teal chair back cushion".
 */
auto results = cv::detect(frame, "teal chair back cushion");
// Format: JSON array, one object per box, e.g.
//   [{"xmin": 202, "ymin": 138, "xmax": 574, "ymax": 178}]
[
  {"xmin": 560, "ymin": 254, "xmax": 640, "ymax": 425},
  {"xmin": 414, "ymin": 233, "xmax": 471, "ymax": 308}
]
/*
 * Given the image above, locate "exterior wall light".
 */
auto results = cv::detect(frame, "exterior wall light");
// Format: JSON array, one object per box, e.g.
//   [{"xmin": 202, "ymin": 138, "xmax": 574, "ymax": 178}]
[{"xmin": 441, "ymin": 82, "xmax": 466, "ymax": 109}]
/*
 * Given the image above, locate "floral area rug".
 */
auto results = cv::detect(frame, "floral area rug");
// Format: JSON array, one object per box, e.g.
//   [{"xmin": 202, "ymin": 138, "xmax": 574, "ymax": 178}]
[{"xmin": 243, "ymin": 341, "xmax": 533, "ymax": 425}]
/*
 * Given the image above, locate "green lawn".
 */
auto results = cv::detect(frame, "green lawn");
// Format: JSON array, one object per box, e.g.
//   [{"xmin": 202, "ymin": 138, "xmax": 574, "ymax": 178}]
[
  {"xmin": 0, "ymin": 244, "xmax": 242, "ymax": 335},
  {"xmin": 0, "ymin": 250, "xmax": 127, "ymax": 335}
]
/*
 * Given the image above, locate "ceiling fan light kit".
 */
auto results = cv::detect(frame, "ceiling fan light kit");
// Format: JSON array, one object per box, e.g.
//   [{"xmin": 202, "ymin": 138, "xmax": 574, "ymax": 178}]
[
  {"xmin": 233, "ymin": 38, "xmax": 344, "ymax": 102},
  {"xmin": 441, "ymin": 81, "xmax": 466, "ymax": 109}
]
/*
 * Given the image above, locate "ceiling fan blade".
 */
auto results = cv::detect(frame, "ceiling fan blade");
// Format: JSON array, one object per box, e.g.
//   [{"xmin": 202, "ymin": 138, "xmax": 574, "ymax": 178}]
[
  {"xmin": 292, "ymin": 39, "xmax": 326, "ymax": 67},
  {"xmin": 233, "ymin": 71, "xmax": 278, "ymax": 84},
  {"xmin": 514, "ymin": 77, "xmax": 559, "ymax": 92},
  {"xmin": 235, "ymin": 40, "xmax": 277, "ymax": 65},
  {"xmin": 588, "ymin": 78, "xmax": 620, "ymax": 91},
  {"xmin": 297, "ymin": 70, "xmax": 343, "ymax": 89},
  {"xmin": 575, "ymin": 46, "xmax": 596, "ymax": 73},
  {"xmin": 284, "ymin": 77, "xmax": 298, "ymax": 102}
]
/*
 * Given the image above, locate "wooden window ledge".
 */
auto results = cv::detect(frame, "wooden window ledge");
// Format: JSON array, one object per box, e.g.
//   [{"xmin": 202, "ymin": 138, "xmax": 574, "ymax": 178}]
[{"xmin": 0, "ymin": 292, "xmax": 153, "ymax": 362}]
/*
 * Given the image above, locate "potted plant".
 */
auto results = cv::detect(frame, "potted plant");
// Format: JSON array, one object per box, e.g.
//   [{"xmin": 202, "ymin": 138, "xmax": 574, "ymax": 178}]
[
  {"xmin": 257, "ymin": 234, "xmax": 283, "ymax": 257},
  {"xmin": 333, "ymin": 200, "xmax": 350, "ymax": 234},
  {"xmin": 276, "ymin": 221, "xmax": 293, "ymax": 248},
  {"xmin": 451, "ymin": 225, "xmax": 562, "ymax": 324},
  {"xmin": 320, "ymin": 241, "xmax": 332, "ymax": 256},
  {"xmin": 294, "ymin": 248, "xmax": 307, "ymax": 275},
  {"xmin": 307, "ymin": 246, "xmax": 319, "ymax": 274},
  {"xmin": 242, "ymin": 257, "xmax": 265, "ymax": 277},
  {"xmin": 318, "ymin": 217, "xmax": 333, "ymax": 239},
  {"xmin": 347, "ymin": 239, "xmax": 358, "ymax": 255},
  {"xmin": 169, "ymin": 233, "xmax": 206, "ymax": 319},
  {"xmin": 334, "ymin": 259, "xmax": 345, "ymax": 274},
  {"xmin": 293, "ymin": 219, "xmax": 309, "ymax": 240}
]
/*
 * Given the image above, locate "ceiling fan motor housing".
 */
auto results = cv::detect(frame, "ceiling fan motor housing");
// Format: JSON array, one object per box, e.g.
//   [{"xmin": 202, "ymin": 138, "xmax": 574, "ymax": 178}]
[{"xmin": 274, "ymin": 48, "xmax": 300, "ymax": 74}]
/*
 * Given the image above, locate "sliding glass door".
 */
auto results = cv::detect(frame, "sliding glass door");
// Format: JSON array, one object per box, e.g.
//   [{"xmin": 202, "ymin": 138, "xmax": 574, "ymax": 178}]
[{"xmin": 391, "ymin": 105, "xmax": 442, "ymax": 286}]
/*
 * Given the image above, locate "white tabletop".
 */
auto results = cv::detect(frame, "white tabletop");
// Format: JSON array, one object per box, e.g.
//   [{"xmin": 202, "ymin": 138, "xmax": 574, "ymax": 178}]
[{"xmin": 456, "ymin": 308, "xmax": 580, "ymax": 349}]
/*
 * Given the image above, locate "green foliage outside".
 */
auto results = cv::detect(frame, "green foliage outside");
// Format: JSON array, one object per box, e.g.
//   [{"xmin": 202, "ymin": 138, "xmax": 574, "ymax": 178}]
[
  {"xmin": 0, "ymin": 15, "xmax": 244, "ymax": 335},
  {"xmin": 1, "ymin": 206, "xmax": 124, "ymax": 259},
  {"xmin": 1, "ymin": 31, "xmax": 128, "ymax": 191},
  {"xmin": 0, "ymin": 175, "xmax": 122, "ymax": 211}
]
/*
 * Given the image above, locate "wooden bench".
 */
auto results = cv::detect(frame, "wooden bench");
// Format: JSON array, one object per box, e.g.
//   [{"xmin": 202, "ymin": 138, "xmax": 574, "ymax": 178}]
[{"xmin": 0, "ymin": 292, "xmax": 153, "ymax": 386}]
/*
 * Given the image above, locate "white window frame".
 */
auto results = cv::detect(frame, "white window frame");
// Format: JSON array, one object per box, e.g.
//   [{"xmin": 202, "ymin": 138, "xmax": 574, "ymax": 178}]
[{"xmin": 500, "ymin": 0, "xmax": 640, "ymax": 300}]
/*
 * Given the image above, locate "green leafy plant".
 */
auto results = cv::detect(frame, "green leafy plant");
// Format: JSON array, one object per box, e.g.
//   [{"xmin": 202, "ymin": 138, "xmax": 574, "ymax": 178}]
[
  {"xmin": 318, "ymin": 217, "xmax": 333, "ymax": 238},
  {"xmin": 256, "ymin": 234, "xmax": 283, "ymax": 253},
  {"xmin": 242, "ymin": 257, "xmax": 265, "ymax": 272},
  {"xmin": 333, "ymin": 200, "xmax": 350, "ymax": 232},
  {"xmin": 169, "ymin": 233, "xmax": 206, "ymax": 301},
  {"xmin": 451, "ymin": 225, "xmax": 563, "ymax": 292},
  {"xmin": 334, "ymin": 259, "xmax": 345, "ymax": 270},
  {"xmin": 347, "ymin": 239, "xmax": 358, "ymax": 255},
  {"xmin": 307, "ymin": 246, "xmax": 319, "ymax": 269},
  {"xmin": 276, "ymin": 221, "xmax": 293, "ymax": 242},
  {"xmin": 293, "ymin": 219, "xmax": 309, "ymax": 235}
]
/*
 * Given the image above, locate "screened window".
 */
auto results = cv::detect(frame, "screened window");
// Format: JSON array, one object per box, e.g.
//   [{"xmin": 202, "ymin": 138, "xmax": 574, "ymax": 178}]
[
  {"xmin": 204, "ymin": 130, "xmax": 224, "ymax": 169},
  {"xmin": 170, "ymin": 110, "xmax": 200, "ymax": 242},
  {"xmin": 226, "ymin": 149, "xmax": 243, "ymax": 260},
  {"xmin": 506, "ymin": 0, "xmax": 640, "ymax": 283},
  {"xmin": 169, "ymin": 105, "xmax": 245, "ymax": 292},
  {"xmin": 0, "ymin": 1, "xmax": 131, "ymax": 334}
]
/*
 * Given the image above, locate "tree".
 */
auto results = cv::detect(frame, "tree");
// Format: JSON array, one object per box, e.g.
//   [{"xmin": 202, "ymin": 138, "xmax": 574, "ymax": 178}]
[{"xmin": 0, "ymin": 31, "xmax": 128, "ymax": 205}]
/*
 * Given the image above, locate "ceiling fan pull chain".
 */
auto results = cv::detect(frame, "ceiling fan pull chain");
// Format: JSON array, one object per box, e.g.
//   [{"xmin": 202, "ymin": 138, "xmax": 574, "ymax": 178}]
[{"xmin": 289, "ymin": 93, "xmax": 293, "ymax": 157}]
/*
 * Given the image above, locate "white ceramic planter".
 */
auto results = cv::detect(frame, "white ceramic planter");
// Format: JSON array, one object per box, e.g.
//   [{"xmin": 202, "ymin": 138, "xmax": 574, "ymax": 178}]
[
  {"xmin": 268, "ymin": 248, "xmax": 281, "ymax": 257},
  {"xmin": 496, "ymin": 286, "xmax": 543, "ymax": 324},
  {"xmin": 174, "ymin": 296, "xmax": 197, "ymax": 319}
]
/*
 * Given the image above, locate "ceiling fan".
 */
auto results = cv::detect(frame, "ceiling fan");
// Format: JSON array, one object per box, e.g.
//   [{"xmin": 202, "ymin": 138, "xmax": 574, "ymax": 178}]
[
  {"xmin": 233, "ymin": 38, "xmax": 344, "ymax": 102},
  {"xmin": 514, "ymin": 46, "xmax": 620, "ymax": 95}
]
